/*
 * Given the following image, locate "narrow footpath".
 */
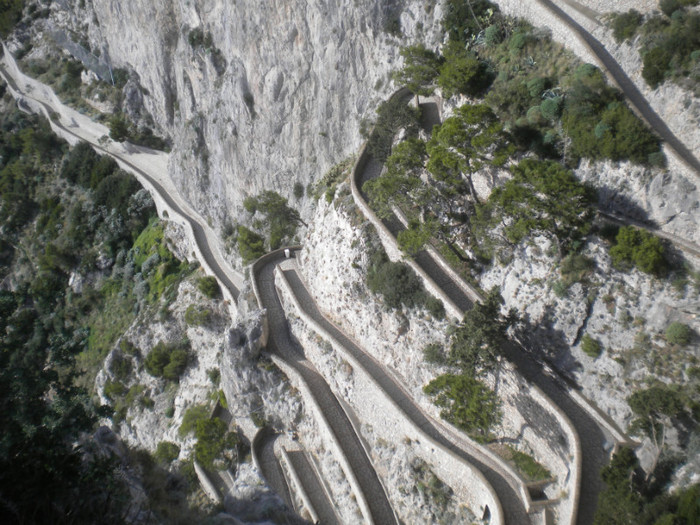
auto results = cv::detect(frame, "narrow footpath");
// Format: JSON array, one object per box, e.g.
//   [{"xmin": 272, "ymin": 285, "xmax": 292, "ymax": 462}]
[
  {"xmin": 354, "ymin": 93, "xmax": 616, "ymax": 523},
  {"xmin": 254, "ymin": 252, "xmax": 398, "ymax": 525},
  {"xmin": 282, "ymin": 266, "xmax": 531, "ymax": 524},
  {"xmin": 539, "ymin": 0, "xmax": 700, "ymax": 175}
]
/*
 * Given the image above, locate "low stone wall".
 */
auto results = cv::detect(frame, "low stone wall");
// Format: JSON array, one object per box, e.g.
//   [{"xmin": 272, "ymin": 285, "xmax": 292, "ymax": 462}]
[
  {"xmin": 275, "ymin": 266, "xmax": 506, "ymax": 525},
  {"xmin": 194, "ymin": 460, "xmax": 222, "ymax": 504},
  {"xmin": 264, "ymin": 352, "xmax": 375, "ymax": 525}
]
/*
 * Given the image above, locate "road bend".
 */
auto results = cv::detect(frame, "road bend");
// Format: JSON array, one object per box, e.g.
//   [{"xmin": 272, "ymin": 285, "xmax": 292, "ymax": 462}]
[
  {"xmin": 0, "ymin": 62, "xmax": 241, "ymax": 301},
  {"xmin": 254, "ymin": 428, "xmax": 296, "ymax": 511},
  {"xmin": 539, "ymin": 0, "xmax": 700, "ymax": 176},
  {"xmin": 283, "ymin": 267, "xmax": 530, "ymax": 525},
  {"xmin": 255, "ymin": 252, "xmax": 398, "ymax": 525},
  {"xmin": 286, "ymin": 450, "xmax": 340, "ymax": 525},
  {"xmin": 358, "ymin": 135, "xmax": 611, "ymax": 525}
]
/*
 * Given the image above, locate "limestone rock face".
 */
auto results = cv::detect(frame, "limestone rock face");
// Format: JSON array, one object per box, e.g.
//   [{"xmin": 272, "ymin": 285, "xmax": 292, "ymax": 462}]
[{"xmin": 54, "ymin": 0, "xmax": 443, "ymax": 228}]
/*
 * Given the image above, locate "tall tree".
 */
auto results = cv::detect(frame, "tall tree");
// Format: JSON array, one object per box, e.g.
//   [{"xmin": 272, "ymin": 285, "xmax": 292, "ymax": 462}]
[
  {"xmin": 474, "ymin": 159, "xmax": 594, "ymax": 256},
  {"xmin": 427, "ymin": 104, "xmax": 512, "ymax": 203},
  {"xmin": 448, "ymin": 288, "xmax": 513, "ymax": 377},
  {"xmin": 364, "ymin": 137, "xmax": 428, "ymax": 218},
  {"xmin": 392, "ymin": 44, "xmax": 444, "ymax": 100}
]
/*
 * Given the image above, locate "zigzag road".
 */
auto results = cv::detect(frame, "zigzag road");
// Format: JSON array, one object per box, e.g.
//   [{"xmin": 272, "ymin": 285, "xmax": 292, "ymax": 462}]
[
  {"xmin": 254, "ymin": 252, "xmax": 397, "ymax": 525},
  {"xmin": 357, "ymin": 118, "xmax": 607, "ymax": 525},
  {"xmin": 282, "ymin": 266, "xmax": 530, "ymax": 524},
  {"xmin": 1, "ymin": 56, "xmax": 399, "ymax": 525}
]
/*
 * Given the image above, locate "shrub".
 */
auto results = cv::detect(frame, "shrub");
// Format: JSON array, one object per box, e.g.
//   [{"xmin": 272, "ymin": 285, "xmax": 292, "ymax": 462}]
[
  {"xmin": 424, "ymin": 373, "xmax": 501, "ymax": 441},
  {"xmin": 540, "ymin": 97, "xmax": 563, "ymax": 120},
  {"xmin": 507, "ymin": 446, "xmax": 551, "ymax": 480},
  {"xmin": 509, "ymin": 32, "xmax": 527, "ymax": 52},
  {"xmin": 104, "ymin": 380, "xmax": 127, "ymax": 401},
  {"xmin": 185, "ymin": 304, "xmax": 212, "ymax": 326},
  {"xmin": 366, "ymin": 248, "xmax": 426, "ymax": 310},
  {"xmin": 109, "ymin": 114, "xmax": 130, "ymax": 142},
  {"xmin": 642, "ymin": 46, "xmax": 672, "ymax": 88},
  {"xmin": 197, "ymin": 276, "xmax": 220, "ymax": 299},
  {"xmin": 179, "ymin": 404, "xmax": 209, "ymax": 437},
  {"xmin": 423, "ymin": 343, "xmax": 446, "ymax": 365},
  {"xmin": 367, "ymin": 96, "xmax": 421, "ymax": 163},
  {"xmin": 666, "ymin": 322, "xmax": 692, "ymax": 345},
  {"xmin": 484, "ymin": 24, "xmax": 503, "ymax": 46},
  {"xmin": 442, "ymin": 0, "xmax": 498, "ymax": 44},
  {"xmin": 660, "ymin": 0, "xmax": 682, "ymax": 17},
  {"xmin": 293, "ymin": 182, "xmax": 304, "ymax": 199},
  {"xmin": 611, "ymin": 10, "xmax": 643, "ymax": 43},
  {"xmin": 581, "ymin": 334, "xmax": 602, "ymax": 358},
  {"xmin": 109, "ymin": 353, "xmax": 132, "ymax": 381},
  {"xmin": 154, "ymin": 441, "xmax": 180, "ymax": 464},
  {"xmin": 193, "ymin": 418, "xmax": 242, "ymax": 470},
  {"xmin": 144, "ymin": 340, "xmax": 190, "ymax": 381},
  {"xmin": 426, "ymin": 296, "xmax": 445, "ymax": 319},
  {"xmin": 610, "ymin": 226, "xmax": 666, "ymax": 275},
  {"xmin": 237, "ymin": 225, "xmax": 266, "ymax": 263}
]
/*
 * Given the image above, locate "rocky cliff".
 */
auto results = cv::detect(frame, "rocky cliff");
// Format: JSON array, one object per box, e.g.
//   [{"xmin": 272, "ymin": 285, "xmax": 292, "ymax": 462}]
[{"xmin": 41, "ymin": 0, "xmax": 444, "ymax": 229}]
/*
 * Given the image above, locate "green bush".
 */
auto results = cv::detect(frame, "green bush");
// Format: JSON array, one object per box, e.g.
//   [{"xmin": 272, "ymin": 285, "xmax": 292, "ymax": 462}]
[
  {"xmin": 484, "ymin": 24, "xmax": 503, "ymax": 46},
  {"xmin": 184, "ymin": 304, "xmax": 212, "ymax": 326},
  {"xmin": 508, "ymin": 446, "xmax": 551, "ymax": 481},
  {"xmin": 179, "ymin": 404, "xmax": 209, "ymax": 437},
  {"xmin": 642, "ymin": 46, "xmax": 672, "ymax": 88},
  {"xmin": 540, "ymin": 97, "xmax": 563, "ymax": 120},
  {"xmin": 509, "ymin": 32, "xmax": 527, "ymax": 52},
  {"xmin": 366, "ymin": 248, "xmax": 426, "ymax": 310},
  {"xmin": 144, "ymin": 340, "xmax": 190, "ymax": 381},
  {"xmin": 367, "ymin": 96, "xmax": 421, "ymax": 163},
  {"xmin": 426, "ymin": 296, "xmax": 445, "ymax": 319},
  {"xmin": 0, "ymin": 0, "xmax": 24, "ymax": 37},
  {"xmin": 104, "ymin": 380, "xmax": 127, "ymax": 401},
  {"xmin": 154, "ymin": 441, "xmax": 180, "ymax": 464},
  {"xmin": 423, "ymin": 343, "xmax": 446, "ymax": 365},
  {"xmin": 609, "ymin": 226, "xmax": 666, "ymax": 275},
  {"xmin": 666, "ymin": 322, "xmax": 692, "ymax": 345},
  {"xmin": 109, "ymin": 353, "xmax": 132, "ymax": 382},
  {"xmin": 237, "ymin": 225, "xmax": 266, "ymax": 264},
  {"xmin": 442, "ymin": 0, "xmax": 498, "ymax": 45},
  {"xmin": 293, "ymin": 182, "xmax": 304, "ymax": 200},
  {"xmin": 611, "ymin": 10, "xmax": 643, "ymax": 43},
  {"xmin": 109, "ymin": 113, "xmax": 130, "ymax": 142},
  {"xmin": 424, "ymin": 373, "xmax": 501, "ymax": 441},
  {"xmin": 197, "ymin": 276, "xmax": 220, "ymax": 299},
  {"xmin": 193, "ymin": 418, "xmax": 242, "ymax": 470},
  {"xmin": 581, "ymin": 334, "xmax": 602, "ymax": 358}
]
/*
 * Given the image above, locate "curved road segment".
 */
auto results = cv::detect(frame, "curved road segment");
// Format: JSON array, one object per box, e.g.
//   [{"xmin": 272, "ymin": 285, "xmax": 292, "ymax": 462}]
[
  {"xmin": 282, "ymin": 266, "xmax": 530, "ymax": 524},
  {"xmin": 254, "ymin": 251, "xmax": 398, "ymax": 525},
  {"xmin": 1, "ymin": 54, "xmax": 398, "ymax": 525},
  {"xmin": 357, "ymin": 111, "xmax": 609, "ymax": 525},
  {"xmin": 0, "ymin": 62, "xmax": 241, "ymax": 302},
  {"xmin": 540, "ymin": 0, "xmax": 700, "ymax": 175},
  {"xmin": 253, "ymin": 429, "xmax": 296, "ymax": 512}
]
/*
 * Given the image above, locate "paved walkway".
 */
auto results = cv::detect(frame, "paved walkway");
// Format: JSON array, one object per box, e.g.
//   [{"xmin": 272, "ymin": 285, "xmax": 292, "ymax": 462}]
[
  {"xmin": 254, "ymin": 428, "xmax": 295, "ymax": 511},
  {"xmin": 540, "ymin": 0, "xmax": 700, "ymax": 175},
  {"xmin": 286, "ymin": 450, "xmax": 339, "ymax": 525},
  {"xmin": 0, "ymin": 50, "xmax": 244, "ymax": 302},
  {"xmin": 254, "ymin": 252, "xmax": 398, "ymax": 525},
  {"xmin": 282, "ymin": 266, "xmax": 530, "ymax": 524}
]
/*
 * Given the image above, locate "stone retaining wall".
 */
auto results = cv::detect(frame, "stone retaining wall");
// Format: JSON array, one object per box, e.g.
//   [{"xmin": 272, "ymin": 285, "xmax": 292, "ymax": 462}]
[{"xmin": 275, "ymin": 266, "xmax": 505, "ymax": 525}]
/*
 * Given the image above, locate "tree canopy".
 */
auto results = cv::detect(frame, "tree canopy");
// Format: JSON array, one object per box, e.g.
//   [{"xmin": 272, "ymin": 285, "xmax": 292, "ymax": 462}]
[
  {"xmin": 474, "ymin": 159, "xmax": 595, "ymax": 255},
  {"xmin": 393, "ymin": 44, "xmax": 443, "ymax": 96},
  {"xmin": 427, "ymin": 104, "xmax": 512, "ymax": 201}
]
